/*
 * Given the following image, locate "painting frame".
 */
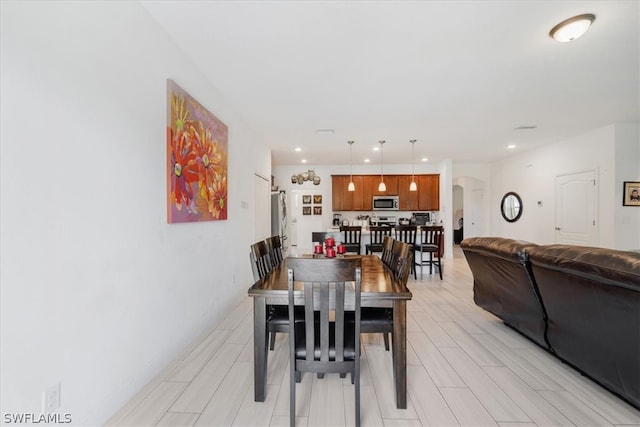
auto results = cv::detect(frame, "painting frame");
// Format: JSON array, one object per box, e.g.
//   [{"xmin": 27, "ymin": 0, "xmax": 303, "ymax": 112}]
[
  {"xmin": 302, "ymin": 195, "xmax": 312, "ymax": 204},
  {"xmin": 313, "ymin": 195, "xmax": 323, "ymax": 204},
  {"xmin": 167, "ymin": 79, "xmax": 228, "ymax": 223},
  {"xmin": 302, "ymin": 206, "xmax": 312, "ymax": 215},
  {"xmin": 622, "ymin": 181, "xmax": 640, "ymax": 206},
  {"xmin": 313, "ymin": 206, "xmax": 322, "ymax": 215}
]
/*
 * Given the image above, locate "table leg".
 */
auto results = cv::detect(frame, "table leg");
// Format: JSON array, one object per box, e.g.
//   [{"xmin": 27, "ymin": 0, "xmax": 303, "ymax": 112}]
[
  {"xmin": 392, "ymin": 300, "xmax": 407, "ymax": 409},
  {"xmin": 253, "ymin": 296, "xmax": 268, "ymax": 401}
]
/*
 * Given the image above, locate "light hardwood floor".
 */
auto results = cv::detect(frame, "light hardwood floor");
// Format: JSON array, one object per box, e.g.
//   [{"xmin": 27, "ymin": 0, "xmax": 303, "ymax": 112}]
[{"xmin": 107, "ymin": 247, "xmax": 640, "ymax": 426}]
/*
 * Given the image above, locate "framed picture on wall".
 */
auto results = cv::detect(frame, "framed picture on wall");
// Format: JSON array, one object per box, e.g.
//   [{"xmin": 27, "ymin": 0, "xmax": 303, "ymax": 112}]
[
  {"xmin": 303, "ymin": 206, "xmax": 312, "ymax": 215},
  {"xmin": 303, "ymin": 195, "xmax": 312, "ymax": 204},
  {"xmin": 313, "ymin": 195, "xmax": 322, "ymax": 204},
  {"xmin": 623, "ymin": 181, "xmax": 640, "ymax": 206},
  {"xmin": 313, "ymin": 206, "xmax": 322, "ymax": 215}
]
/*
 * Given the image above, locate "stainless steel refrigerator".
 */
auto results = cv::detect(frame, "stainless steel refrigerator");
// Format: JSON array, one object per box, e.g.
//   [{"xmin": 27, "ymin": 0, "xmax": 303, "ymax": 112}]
[{"xmin": 271, "ymin": 191, "xmax": 288, "ymax": 253}]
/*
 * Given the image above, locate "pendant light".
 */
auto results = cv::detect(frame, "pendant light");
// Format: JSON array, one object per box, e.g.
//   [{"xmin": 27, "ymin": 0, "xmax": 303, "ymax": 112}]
[
  {"xmin": 378, "ymin": 140, "xmax": 386, "ymax": 192},
  {"xmin": 347, "ymin": 140, "xmax": 355, "ymax": 191},
  {"xmin": 409, "ymin": 139, "xmax": 417, "ymax": 191}
]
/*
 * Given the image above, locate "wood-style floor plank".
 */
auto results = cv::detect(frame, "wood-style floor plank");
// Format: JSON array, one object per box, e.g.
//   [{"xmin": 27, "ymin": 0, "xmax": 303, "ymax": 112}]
[{"xmin": 106, "ymin": 247, "xmax": 640, "ymax": 426}]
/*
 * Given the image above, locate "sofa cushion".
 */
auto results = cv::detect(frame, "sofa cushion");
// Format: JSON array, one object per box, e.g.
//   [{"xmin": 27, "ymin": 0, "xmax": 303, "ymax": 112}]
[{"xmin": 528, "ymin": 245, "xmax": 640, "ymax": 408}]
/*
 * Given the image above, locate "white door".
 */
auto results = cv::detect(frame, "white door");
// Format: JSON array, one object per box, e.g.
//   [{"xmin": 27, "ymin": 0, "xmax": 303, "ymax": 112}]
[
  {"xmin": 254, "ymin": 174, "xmax": 270, "ymax": 241},
  {"xmin": 467, "ymin": 189, "xmax": 484, "ymax": 238},
  {"xmin": 555, "ymin": 170, "xmax": 597, "ymax": 246}
]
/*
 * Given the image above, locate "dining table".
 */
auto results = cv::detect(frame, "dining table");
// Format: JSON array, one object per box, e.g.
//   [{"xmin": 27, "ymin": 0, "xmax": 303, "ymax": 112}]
[{"xmin": 247, "ymin": 253, "xmax": 413, "ymax": 409}]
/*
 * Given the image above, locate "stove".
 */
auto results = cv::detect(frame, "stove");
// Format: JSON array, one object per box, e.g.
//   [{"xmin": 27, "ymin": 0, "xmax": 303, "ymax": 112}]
[{"xmin": 374, "ymin": 216, "xmax": 396, "ymax": 227}]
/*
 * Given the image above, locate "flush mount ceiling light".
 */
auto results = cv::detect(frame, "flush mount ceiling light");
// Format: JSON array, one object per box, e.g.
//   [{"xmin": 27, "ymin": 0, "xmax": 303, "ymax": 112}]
[
  {"xmin": 347, "ymin": 140, "xmax": 355, "ymax": 192},
  {"xmin": 549, "ymin": 13, "xmax": 595, "ymax": 42},
  {"xmin": 378, "ymin": 140, "xmax": 386, "ymax": 192}
]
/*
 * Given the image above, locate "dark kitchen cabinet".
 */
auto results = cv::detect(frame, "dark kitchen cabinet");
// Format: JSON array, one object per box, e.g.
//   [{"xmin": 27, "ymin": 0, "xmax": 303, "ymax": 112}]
[{"xmin": 332, "ymin": 174, "xmax": 439, "ymax": 211}]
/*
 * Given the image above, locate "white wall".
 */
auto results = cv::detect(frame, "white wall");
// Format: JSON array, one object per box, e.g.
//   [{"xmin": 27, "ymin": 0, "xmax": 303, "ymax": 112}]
[
  {"xmin": 485, "ymin": 124, "xmax": 639, "ymax": 249},
  {"xmin": 0, "ymin": 2, "xmax": 269, "ymax": 424},
  {"xmin": 614, "ymin": 123, "xmax": 640, "ymax": 249}
]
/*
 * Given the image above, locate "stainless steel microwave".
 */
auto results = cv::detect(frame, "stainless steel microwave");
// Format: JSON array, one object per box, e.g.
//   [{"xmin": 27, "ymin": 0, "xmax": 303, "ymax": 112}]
[{"xmin": 373, "ymin": 196, "xmax": 399, "ymax": 211}]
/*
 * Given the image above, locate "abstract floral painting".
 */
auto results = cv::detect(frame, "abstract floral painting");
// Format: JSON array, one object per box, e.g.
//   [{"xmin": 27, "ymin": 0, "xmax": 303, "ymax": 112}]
[{"xmin": 167, "ymin": 79, "xmax": 228, "ymax": 223}]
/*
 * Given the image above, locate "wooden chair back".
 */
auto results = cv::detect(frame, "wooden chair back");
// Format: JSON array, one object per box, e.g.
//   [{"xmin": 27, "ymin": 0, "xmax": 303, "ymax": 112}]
[
  {"xmin": 395, "ymin": 225, "xmax": 417, "ymax": 247},
  {"xmin": 266, "ymin": 235, "xmax": 284, "ymax": 267},
  {"xmin": 367, "ymin": 226, "xmax": 393, "ymax": 254},
  {"xmin": 389, "ymin": 241, "xmax": 412, "ymax": 283},
  {"xmin": 381, "ymin": 236, "xmax": 395, "ymax": 266},
  {"xmin": 417, "ymin": 226, "xmax": 443, "ymax": 250},
  {"xmin": 287, "ymin": 257, "xmax": 362, "ymax": 425},
  {"xmin": 250, "ymin": 240, "xmax": 272, "ymax": 282},
  {"xmin": 340, "ymin": 226, "xmax": 362, "ymax": 254}
]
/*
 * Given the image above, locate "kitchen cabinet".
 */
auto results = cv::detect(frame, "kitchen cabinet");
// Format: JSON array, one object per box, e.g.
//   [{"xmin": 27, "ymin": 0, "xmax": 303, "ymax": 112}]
[
  {"xmin": 372, "ymin": 175, "xmax": 398, "ymax": 195},
  {"xmin": 331, "ymin": 175, "xmax": 348, "ymax": 211},
  {"xmin": 398, "ymin": 176, "xmax": 419, "ymax": 211},
  {"xmin": 417, "ymin": 175, "xmax": 439, "ymax": 211},
  {"xmin": 332, "ymin": 174, "xmax": 439, "ymax": 211}
]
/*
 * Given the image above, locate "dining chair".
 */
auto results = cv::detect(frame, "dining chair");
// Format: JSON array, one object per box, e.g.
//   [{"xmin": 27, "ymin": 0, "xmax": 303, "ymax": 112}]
[
  {"xmin": 340, "ymin": 225, "xmax": 362, "ymax": 254},
  {"xmin": 266, "ymin": 235, "xmax": 284, "ymax": 267},
  {"xmin": 360, "ymin": 240, "xmax": 411, "ymax": 351},
  {"xmin": 391, "ymin": 240, "xmax": 414, "ymax": 284},
  {"xmin": 381, "ymin": 235, "xmax": 395, "ymax": 267},
  {"xmin": 311, "ymin": 232, "xmax": 328, "ymax": 246},
  {"xmin": 365, "ymin": 226, "xmax": 393, "ymax": 257},
  {"xmin": 250, "ymin": 240, "xmax": 292, "ymax": 351},
  {"xmin": 287, "ymin": 257, "xmax": 362, "ymax": 427},
  {"xmin": 394, "ymin": 225, "xmax": 417, "ymax": 279},
  {"xmin": 250, "ymin": 240, "xmax": 272, "ymax": 282},
  {"xmin": 414, "ymin": 225, "xmax": 444, "ymax": 280}
]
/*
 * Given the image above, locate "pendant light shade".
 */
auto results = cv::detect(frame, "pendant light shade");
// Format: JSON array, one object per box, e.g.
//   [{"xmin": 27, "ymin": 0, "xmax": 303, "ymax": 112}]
[
  {"xmin": 409, "ymin": 139, "xmax": 417, "ymax": 191},
  {"xmin": 378, "ymin": 140, "xmax": 386, "ymax": 192},
  {"xmin": 347, "ymin": 141, "xmax": 355, "ymax": 191}
]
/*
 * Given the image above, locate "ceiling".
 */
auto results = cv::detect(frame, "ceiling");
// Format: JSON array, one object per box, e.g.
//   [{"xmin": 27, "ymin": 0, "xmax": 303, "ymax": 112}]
[{"xmin": 142, "ymin": 1, "xmax": 639, "ymax": 167}]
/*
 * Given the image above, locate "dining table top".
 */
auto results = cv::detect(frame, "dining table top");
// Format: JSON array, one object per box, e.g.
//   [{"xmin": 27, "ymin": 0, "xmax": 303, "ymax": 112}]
[{"xmin": 248, "ymin": 254, "xmax": 412, "ymax": 301}]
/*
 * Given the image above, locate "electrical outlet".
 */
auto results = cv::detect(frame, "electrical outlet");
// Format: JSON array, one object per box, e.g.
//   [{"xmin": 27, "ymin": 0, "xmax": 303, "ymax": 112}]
[{"xmin": 43, "ymin": 382, "xmax": 61, "ymax": 413}]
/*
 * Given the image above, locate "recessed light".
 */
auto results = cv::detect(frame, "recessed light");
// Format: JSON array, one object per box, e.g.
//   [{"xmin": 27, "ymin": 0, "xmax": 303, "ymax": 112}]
[
  {"xmin": 373, "ymin": 147, "xmax": 380, "ymax": 152},
  {"xmin": 301, "ymin": 159, "xmax": 307, "ymax": 163},
  {"xmin": 421, "ymin": 157, "xmax": 428, "ymax": 162},
  {"xmin": 549, "ymin": 13, "xmax": 595, "ymax": 42},
  {"xmin": 507, "ymin": 144, "xmax": 516, "ymax": 149},
  {"xmin": 294, "ymin": 147, "xmax": 302, "ymax": 152},
  {"xmin": 315, "ymin": 129, "xmax": 335, "ymax": 135},
  {"xmin": 364, "ymin": 158, "xmax": 370, "ymax": 163}
]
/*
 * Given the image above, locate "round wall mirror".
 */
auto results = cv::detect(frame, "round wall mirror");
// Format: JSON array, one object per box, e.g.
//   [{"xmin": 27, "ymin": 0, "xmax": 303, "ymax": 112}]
[{"xmin": 501, "ymin": 192, "xmax": 523, "ymax": 222}]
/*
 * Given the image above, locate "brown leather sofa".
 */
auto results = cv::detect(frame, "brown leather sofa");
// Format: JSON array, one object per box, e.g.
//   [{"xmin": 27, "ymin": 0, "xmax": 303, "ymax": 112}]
[
  {"xmin": 461, "ymin": 237, "xmax": 640, "ymax": 410},
  {"xmin": 460, "ymin": 237, "xmax": 548, "ymax": 348}
]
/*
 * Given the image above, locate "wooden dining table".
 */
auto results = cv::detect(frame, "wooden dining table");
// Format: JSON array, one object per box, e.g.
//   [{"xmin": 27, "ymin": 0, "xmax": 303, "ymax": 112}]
[{"xmin": 247, "ymin": 254, "xmax": 413, "ymax": 409}]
